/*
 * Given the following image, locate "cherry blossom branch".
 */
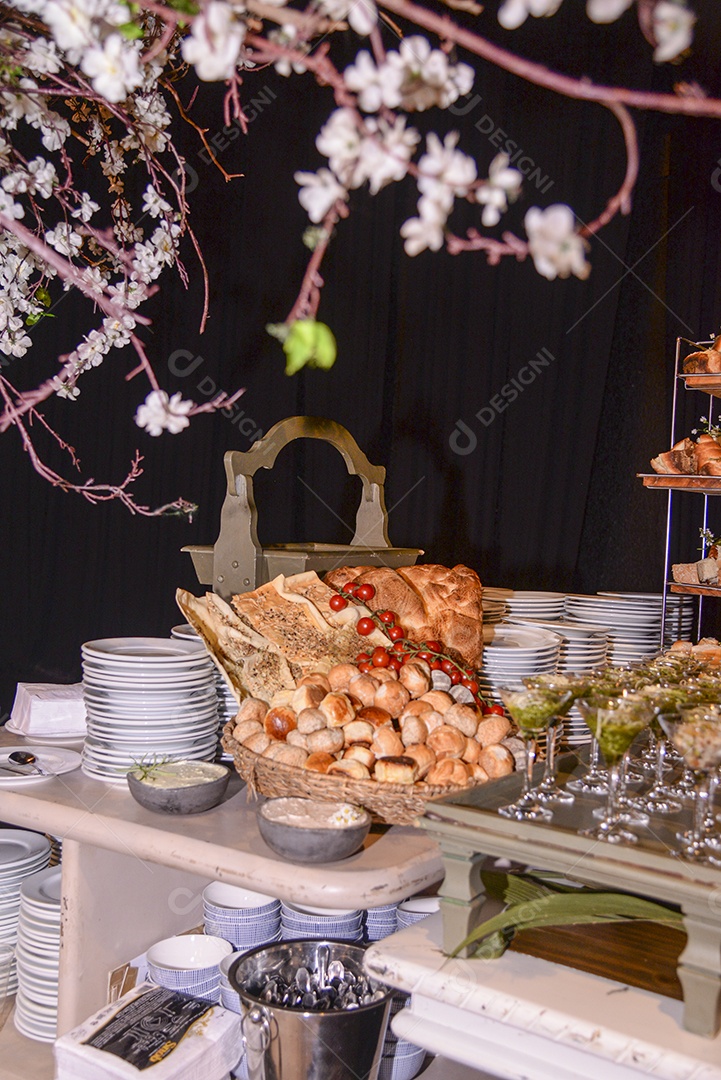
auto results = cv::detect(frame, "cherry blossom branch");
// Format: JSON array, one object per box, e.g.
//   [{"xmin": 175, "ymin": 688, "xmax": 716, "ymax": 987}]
[
  {"xmin": 445, "ymin": 228, "xmax": 528, "ymax": 262},
  {"xmin": 377, "ymin": 0, "xmax": 721, "ymax": 119},
  {"xmin": 580, "ymin": 102, "xmax": 639, "ymax": 237},
  {"xmin": 285, "ymin": 203, "xmax": 346, "ymax": 323}
]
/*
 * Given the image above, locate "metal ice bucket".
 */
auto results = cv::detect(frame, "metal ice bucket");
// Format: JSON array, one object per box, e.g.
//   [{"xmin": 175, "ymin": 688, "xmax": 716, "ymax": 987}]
[{"xmin": 228, "ymin": 939, "xmax": 393, "ymax": 1080}]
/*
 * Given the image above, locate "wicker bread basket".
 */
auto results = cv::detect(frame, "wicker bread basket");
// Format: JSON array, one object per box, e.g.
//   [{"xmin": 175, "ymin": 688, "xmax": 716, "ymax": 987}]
[{"xmin": 222, "ymin": 721, "xmax": 476, "ymax": 826}]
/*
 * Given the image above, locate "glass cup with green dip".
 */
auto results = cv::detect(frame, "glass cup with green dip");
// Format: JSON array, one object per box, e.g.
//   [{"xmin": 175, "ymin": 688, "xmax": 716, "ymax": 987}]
[{"xmin": 497, "ymin": 688, "xmax": 570, "ymax": 822}]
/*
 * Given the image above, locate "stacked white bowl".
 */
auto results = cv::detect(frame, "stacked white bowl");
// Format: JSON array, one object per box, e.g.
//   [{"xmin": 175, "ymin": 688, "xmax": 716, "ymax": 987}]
[
  {"xmin": 365, "ymin": 904, "xmax": 398, "ymax": 942},
  {"xmin": 396, "ymin": 896, "xmax": 439, "ymax": 929},
  {"xmin": 171, "ymin": 625, "xmax": 238, "ymax": 762},
  {"xmin": 202, "ymin": 882, "xmax": 281, "ymax": 949},
  {"xmin": 478, "ymin": 625, "xmax": 562, "ymax": 698},
  {"xmin": 0, "ymin": 830, "xmax": 51, "ymax": 998},
  {"xmin": 80, "ymin": 637, "xmax": 219, "ymax": 783},
  {"xmin": 146, "ymin": 934, "xmax": 233, "ymax": 1003},
  {"xmin": 381, "ymin": 994, "xmax": 426, "ymax": 1080},
  {"xmin": 280, "ymin": 902, "xmax": 364, "ymax": 942},
  {"xmin": 14, "ymin": 865, "xmax": 61, "ymax": 1042}
]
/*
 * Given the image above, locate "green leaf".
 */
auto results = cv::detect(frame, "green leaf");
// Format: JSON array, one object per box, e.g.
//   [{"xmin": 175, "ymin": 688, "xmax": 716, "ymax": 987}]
[
  {"xmin": 118, "ymin": 20, "xmax": 143, "ymax": 38},
  {"xmin": 452, "ymin": 890, "xmax": 684, "ymax": 959},
  {"xmin": 282, "ymin": 319, "xmax": 337, "ymax": 376},
  {"xmin": 35, "ymin": 287, "xmax": 52, "ymax": 308},
  {"xmin": 25, "ymin": 311, "xmax": 56, "ymax": 326}
]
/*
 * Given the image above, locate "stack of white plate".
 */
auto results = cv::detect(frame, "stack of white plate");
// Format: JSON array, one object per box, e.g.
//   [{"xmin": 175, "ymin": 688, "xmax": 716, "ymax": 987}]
[
  {"xmin": 396, "ymin": 896, "xmax": 439, "ymax": 928},
  {"xmin": 481, "ymin": 597, "xmax": 507, "ymax": 625},
  {"xmin": 203, "ymin": 882, "xmax": 281, "ymax": 949},
  {"xmin": 365, "ymin": 904, "xmax": 398, "ymax": 942},
  {"xmin": 46, "ymin": 835, "xmax": 62, "ymax": 867},
  {"xmin": 14, "ymin": 865, "xmax": 61, "ymax": 1042},
  {"xmin": 172, "ymin": 624, "xmax": 238, "ymax": 762},
  {"xmin": 564, "ymin": 594, "xmax": 694, "ymax": 665},
  {"xmin": 485, "ymin": 589, "xmax": 566, "ymax": 621},
  {"xmin": 0, "ymin": 830, "xmax": 51, "ymax": 999},
  {"xmin": 478, "ymin": 625, "xmax": 562, "ymax": 698},
  {"xmin": 280, "ymin": 903, "xmax": 364, "ymax": 942},
  {"xmin": 80, "ymin": 638, "xmax": 218, "ymax": 784},
  {"xmin": 505, "ymin": 618, "xmax": 608, "ymax": 675}
]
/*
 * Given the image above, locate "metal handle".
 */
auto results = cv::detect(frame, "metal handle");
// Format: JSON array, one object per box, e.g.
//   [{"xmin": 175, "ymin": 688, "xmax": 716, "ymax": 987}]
[
  {"xmin": 241, "ymin": 1005, "xmax": 271, "ymax": 1080},
  {"xmin": 213, "ymin": 416, "xmax": 392, "ymax": 597}
]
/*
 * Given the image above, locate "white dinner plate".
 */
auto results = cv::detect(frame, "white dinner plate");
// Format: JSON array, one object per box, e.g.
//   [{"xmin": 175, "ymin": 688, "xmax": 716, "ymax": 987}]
[
  {"xmin": 2, "ymin": 725, "xmax": 85, "ymax": 745},
  {"xmin": 0, "ymin": 747, "xmax": 81, "ymax": 785},
  {"xmin": 82, "ymin": 638, "xmax": 208, "ymax": 660},
  {"xmin": 0, "ymin": 832, "xmax": 51, "ymax": 869},
  {"xmin": 21, "ymin": 867, "xmax": 61, "ymax": 908}
]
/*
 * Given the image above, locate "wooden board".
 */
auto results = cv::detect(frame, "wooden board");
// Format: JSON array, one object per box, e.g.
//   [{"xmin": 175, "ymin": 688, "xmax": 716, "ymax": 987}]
[
  {"xmin": 510, "ymin": 920, "xmax": 686, "ymax": 1002},
  {"xmin": 682, "ymin": 374, "xmax": 721, "ymax": 398},
  {"xmin": 639, "ymin": 473, "xmax": 721, "ymax": 493},
  {"xmin": 670, "ymin": 582, "xmax": 721, "ymax": 597}
]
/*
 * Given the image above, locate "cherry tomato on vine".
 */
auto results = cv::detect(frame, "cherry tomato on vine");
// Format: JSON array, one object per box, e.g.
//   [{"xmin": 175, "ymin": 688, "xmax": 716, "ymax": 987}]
[
  {"xmin": 358, "ymin": 662, "xmax": 374, "ymax": 674},
  {"xmin": 416, "ymin": 651, "xmax": 433, "ymax": 663},
  {"xmin": 441, "ymin": 659, "xmax": 455, "ymax": 675},
  {"xmin": 430, "ymin": 659, "xmax": 443, "ymax": 670},
  {"xmin": 357, "ymin": 618, "xmax": 376, "ymax": 636},
  {"xmin": 329, "ymin": 594, "xmax": 348, "ymax": 612},
  {"xmin": 355, "ymin": 653, "xmax": 371, "ymax": 665},
  {"xmin": 343, "ymin": 582, "xmax": 359, "ymax": 596},
  {"xmin": 450, "ymin": 670, "xmax": 462, "ymax": 684},
  {"xmin": 425, "ymin": 640, "xmax": 442, "ymax": 654},
  {"xmin": 462, "ymin": 678, "xmax": 479, "ymax": 695},
  {"xmin": 388, "ymin": 625, "xmax": 405, "ymax": 642},
  {"xmin": 392, "ymin": 641, "xmax": 407, "ymax": 654},
  {"xmin": 372, "ymin": 647, "xmax": 390, "ymax": 668},
  {"xmin": 356, "ymin": 584, "xmax": 376, "ymax": 602},
  {"xmin": 378, "ymin": 610, "xmax": 396, "ymax": 625},
  {"xmin": 388, "ymin": 657, "xmax": 402, "ymax": 672},
  {"xmin": 482, "ymin": 704, "xmax": 505, "ymax": 716}
]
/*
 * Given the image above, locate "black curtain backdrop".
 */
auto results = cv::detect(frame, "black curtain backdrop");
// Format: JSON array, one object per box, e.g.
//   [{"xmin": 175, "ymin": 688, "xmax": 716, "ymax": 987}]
[{"xmin": 2, "ymin": 1, "xmax": 721, "ymax": 713}]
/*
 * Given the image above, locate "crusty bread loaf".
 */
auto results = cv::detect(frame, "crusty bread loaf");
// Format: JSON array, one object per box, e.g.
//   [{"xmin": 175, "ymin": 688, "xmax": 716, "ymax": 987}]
[
  {"xmin": 683, "ymin": 337, "xmax": 721, "ymax": 374},
  {"xmin": 324, "ymin": 564, "xmax": 484, "ymax": 668},
  {"xmin": 651, "ymin": 438, "xmax": 696, "ymax": 475}
]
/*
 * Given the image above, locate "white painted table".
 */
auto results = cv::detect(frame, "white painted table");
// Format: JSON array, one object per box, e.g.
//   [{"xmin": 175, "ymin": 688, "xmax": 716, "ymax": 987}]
[
  {"xmin": 365, "ymin": 914, "xmax": 721, "ymax": 1080},
  {"xmin": 0, "ymin": 739, "xmax": 443, "ymax": 1035}
]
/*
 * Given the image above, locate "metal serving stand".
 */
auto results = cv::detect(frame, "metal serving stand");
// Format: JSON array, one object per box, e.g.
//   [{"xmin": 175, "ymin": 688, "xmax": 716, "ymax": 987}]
[{"xmin": 183, "ymin": 416, "xmax": 423, "ymax": 600}]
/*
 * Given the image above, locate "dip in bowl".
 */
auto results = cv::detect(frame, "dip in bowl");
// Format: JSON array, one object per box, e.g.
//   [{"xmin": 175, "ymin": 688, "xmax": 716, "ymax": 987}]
[
  {"xmin": 257, "ymin": 797, "xmax": 371, "ymax": 863},
  {"xmin": 127, "ymin": 760, "xmax": 230, "ymax": 814}
]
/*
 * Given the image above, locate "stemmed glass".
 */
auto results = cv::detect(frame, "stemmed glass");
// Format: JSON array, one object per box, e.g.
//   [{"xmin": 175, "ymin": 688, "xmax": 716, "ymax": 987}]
[
  {"xmin": 497, "ymin": 688, "xmax": 570, "ymax": 822},
  {"xmin": 660, "ymin": 706, "xmax": 721, "ymax": 866},
  {"xmin": 522, "ymin": 675, "xmax": 580, "ymax": 805},
  {"xmin": 575, "ymin": 694, "xmax": 652, "ymax": 844}
]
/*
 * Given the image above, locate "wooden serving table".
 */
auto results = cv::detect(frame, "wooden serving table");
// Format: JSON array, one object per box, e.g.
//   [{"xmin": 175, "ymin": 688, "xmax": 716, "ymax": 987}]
[
  {"xmin": 416, "ymin": 754, "xmax": 721, "ymax": 1039},
  {"xmin": 0, "ymin": 731, "xmax": 443, "ymax": 1037}
]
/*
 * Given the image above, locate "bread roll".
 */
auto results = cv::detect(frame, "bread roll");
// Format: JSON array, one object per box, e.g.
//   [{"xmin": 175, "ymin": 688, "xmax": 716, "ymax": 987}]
[
  {"xmin": 297, "ymin": 707, "xmax": 328, "ymax": 734},
  {"xmin": 501, "ymin": 736, "xmax": 526, "ymax": 771},
  {"xmin": 476, "ymin": 715, "xmax": 512, "ymax": 747},
  {"xmin": 348, "ymin": 673, "xmax": 380, "ymax": 707},
  {"xmin": 420, "ymin": 690, "xmax": 454, "ymax": 714},
  {"xmin": 421, "ymin": 710, "xmax": 445, "ymax": 734},
  {"xmin": 425, "ymin": 759, "xmax": 471, "ymax": 786},
  {"xmin": 371, "ymin": 727, "xmax": 405, "ymax": 758},
  {"xmin": 402, "ymin": 743, "xmax": 436, "ymax": 779},
  {"xmin": 270, "ymin": 689, "xmax": 295, "ymax": 709},
  {"xmin": 271, "ymin": 744, "xmax": 309, "ymax": 768},
  {"xmin": 233, "ymin": 718, "xmax": 263, "ymax": 743},
  {"xmin": 304, "ymin": 751, "xmax": 336, "ymax": 774},
  {"xmin": 343, "ymin": 744, "xmax": 376, "ymax": 769},
  {"xmin": 444, "ymin": 703, "xmax": 479, "ymax": 738},
  {"xmin": 462, "ymin": 737, "xmax": 481, "ymax": 764},
  {"xmin": 244, "ymin": 731, "xmax": 271, "ymax": 755},
  {"xmin": 357, "ymin": 705, "xmax": 393, "ymax": 729},
  {"xmin": 264, "ymin": 706, "xmax": 297, "ymax": 741},
  {"xmin": 291, "ymin": 683, "xmax": 326, "ymax": 713},
  {"xmin": 400, "ymin": 715, "xmax": 429, "ymax": 747},
  {"xmin": 319, "ymin": 692, "xmax": 356, "ymax": 728},
  {"xmin": 427, "ymin": 724, "xmax": 466, "ymax": 760},
  {"xmin": 286, "ymin": 729, "xmax": 309, "ymax": 750},
  {"xmin": 399, "ymin": 700, "xmax": 433, "ymax": 720},
  {"xmin": 344, "ymin": 720, "xmax": 375, "ymax": 746},
  {"xmin": 297, "ymin": 672, "xmax": 332, "ymax": 694},
  {"xmin": 468, "ymin": 763, "xmax": 490, "ymax": 782},
  {"xmin": 236, "ymin": 697, "xmax": 269, "ymax": 726},
  {"xmin": 306, "ymin": 727, "xmax": 345, "ymax": 755},
  {"xmin": 478, "ymin": 743, "xmax": 514, "ymax": 778},
  {"xmin": 373, "ymin": 668, "xmax": 398, "ymax": 684},
  {"xmin": 374, "ymin": 680, "xmax": 411, "ymax": 719},
  {"xmin": 328, "ymin": 663, "xmax": 361, "ymax": 691},
  {"xmin": 399, "ymin": 662, "xmax": 431, "ymax": 698},
  {"xmin": 327, "ymin": 759, "xmax": 371, "ymax": 780},
  {"xmin": 374, "ymin": 756, "xmax": 419, "ymax": 784}
]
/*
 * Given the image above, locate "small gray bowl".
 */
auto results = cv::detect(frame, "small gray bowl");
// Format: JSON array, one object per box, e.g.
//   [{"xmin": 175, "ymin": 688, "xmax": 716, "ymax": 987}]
[
  {"xmin": 127, "ymin": 761, "xmax": 230, "ymax": 815},
  {"xmin": 257, "ymin": 798, "xmax": 371, "ymax": 863}
]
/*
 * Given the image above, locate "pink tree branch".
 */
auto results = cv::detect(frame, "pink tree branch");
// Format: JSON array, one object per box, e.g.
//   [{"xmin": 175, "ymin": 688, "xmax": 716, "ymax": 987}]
[{"xmin": 285, "ymin": 203, "xmax": 347, "ymax": 323}]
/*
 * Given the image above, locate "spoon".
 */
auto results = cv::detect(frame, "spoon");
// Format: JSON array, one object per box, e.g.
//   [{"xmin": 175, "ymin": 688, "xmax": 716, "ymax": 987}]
[{"xmin": 7, "ymin": 752, "xmax": 45, "ymax": 774}]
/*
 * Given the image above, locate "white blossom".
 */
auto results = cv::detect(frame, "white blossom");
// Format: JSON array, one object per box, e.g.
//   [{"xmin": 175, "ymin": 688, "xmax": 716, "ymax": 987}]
[
  {"xmin": 45, "ymin": 223, "xmax": 83, "ymax": 256},
  {"xmin": 43, "ymin": 0, "xmax": 97, "ymax": 56},
  {"xmin": 81, "ymin": 34, "xmax": 143, "ymax": 102},
  {"xmin": 476, "ymin": 152, "xmax": 522, "ymax": 227},
  {"xmin": 55, "ymin": 379, "xmax": 80, "ymax": 399},
  {"xmin": 28, "ymin": 157, "xmax": 57, "ymax": 198},
  {"xmin": 524, "ymin": 203, "xmax": 590, "ymax": 281},
  {"xmin": 71, "ymin": 192, "xmax": 100, "ymax": 222},
  {"xmin": 23, "ymin": 37, "xmax": 62, "ymax": 75},
  {"xmin": 0, "ymin": 189, "xmax": 25, "ymax": 220},
  {"xmin": 653, "ymin": 2, "xmax": 695, "ymax": 63},
  {"xmin": 295, "ymin": 169, "xmax": 348, "ymax": 222},
  {"xmin": 355, "ymin": 116, "xmax": 420, "ymax": 194},
  {"xmin": 76, "ymin": 328, "xmax": 108, "ymax": 367},
  {"xmin": 268, "ymin": 25, "xmax": 308, "ymax": 76},
  {"xmin": 135, "ymin": 389, "xmax": 194, "ymax": 436},
  {"xmin": 497, "ymin": 0, "xmax": 563, "ymax": 30},
  {"xmin": 400, "ymin": 210, "xmax": 445, "ymax": 256},
  {"xmin": 142, "ymin": 185, "xmax": 171, "ymax": 219},
  {"xmin": 586, "ymin": 0, "xmax": 633, "ymax": 22},
  {"xmin": 181, "ymin": 2, "xmax": 246, "ymax": 82},
  {"xmin": 102, "ymin": 311, "xmax": 135, "ymax": 346},
  {"xmin": 386, "ymin": 36, "xmax": 474, "ymax": 112},
  {"xmin": 417, "ymin": 131, "xmax": 477, "ymax": 203},
  {"xmin": 343, "ymin": 51, "xmax": 402, "ymax": 112},
  {"xmin": 39, "ymin": 114, "xmax": 71, "ymax": 151},
  {"xmin": 0, "ymin": 325, "xmax": 32, "ymax": 357},
  {"xmin": 316, "ymin": 108, "xmax": 363, "ymax": 185},
  {"xmin": 316, "ymin": 0, "xmax": 377, "ymax": 33}
]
